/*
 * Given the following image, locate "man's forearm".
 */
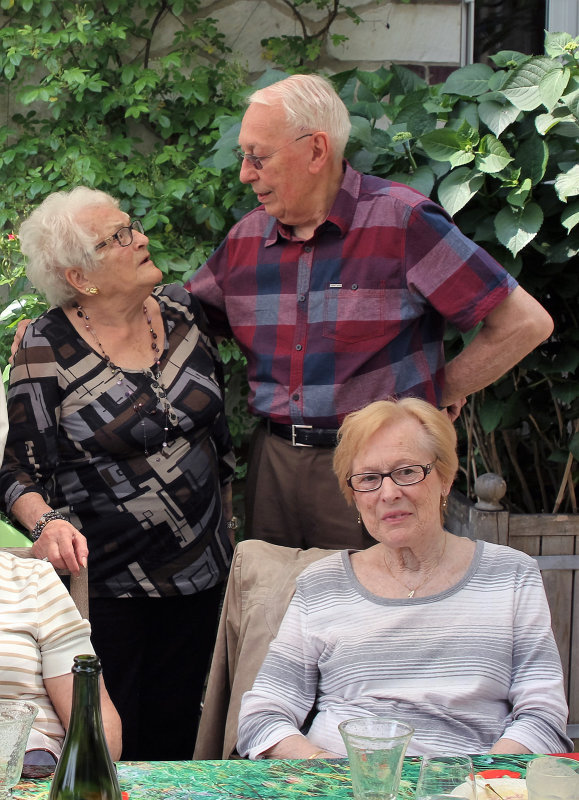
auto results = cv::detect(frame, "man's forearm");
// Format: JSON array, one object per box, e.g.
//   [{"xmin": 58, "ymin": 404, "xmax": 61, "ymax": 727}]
[{"xmin": 441, "ymin": 285, "xmax": 553, "ymax": 407}]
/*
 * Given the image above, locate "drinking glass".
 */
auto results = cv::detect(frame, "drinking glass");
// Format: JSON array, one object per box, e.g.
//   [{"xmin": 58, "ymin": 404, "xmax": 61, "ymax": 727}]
[
  {"xmin": 415, "ymin": 754, "xmax": 478, "ymax": 800},
  {"xmin": 0, "ymin": 700, "xmax": 38, "ymax": 799},
  {"xmin": 526, "ymin": 756, "xmax": 579, "ymax": 800},
  {"xmin": 338, "ymin": 716, "xmax": 414, "ymax": 800}
]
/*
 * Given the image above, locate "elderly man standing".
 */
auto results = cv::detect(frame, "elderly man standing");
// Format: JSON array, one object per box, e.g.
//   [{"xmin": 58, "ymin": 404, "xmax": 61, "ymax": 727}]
[{"xmin": 187, "ymin": 73, "xmax": 553, "ymax": 551}]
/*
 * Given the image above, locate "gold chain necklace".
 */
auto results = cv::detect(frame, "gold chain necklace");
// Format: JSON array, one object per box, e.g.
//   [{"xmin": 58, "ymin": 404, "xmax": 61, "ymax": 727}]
[
  {"xmin": 73, "ymin": 300, "xmax": 177, "ymax": 457},
  {"xmin": 382, "ymin": 533, "xmax": 447, "ymax": 598}
]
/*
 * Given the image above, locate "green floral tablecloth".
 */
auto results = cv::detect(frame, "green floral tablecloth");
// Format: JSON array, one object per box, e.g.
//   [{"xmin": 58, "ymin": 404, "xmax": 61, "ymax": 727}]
[{"xmin": 13, "ymin": 754, "xmax": 537, "ymax": 799}]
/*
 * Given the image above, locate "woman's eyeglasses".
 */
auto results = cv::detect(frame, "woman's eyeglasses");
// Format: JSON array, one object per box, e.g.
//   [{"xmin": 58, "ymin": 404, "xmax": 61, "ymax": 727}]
[
  {"xmin": 347, "ymin": 462, "xmax": 436, "ymax": 492},
  {"xmin": 94, "ymin": 219, "xmax": 144, "ymax": 251}
]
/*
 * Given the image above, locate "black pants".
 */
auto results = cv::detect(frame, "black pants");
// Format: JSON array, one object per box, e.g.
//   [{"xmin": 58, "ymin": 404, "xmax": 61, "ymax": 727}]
[{"xmin": 89, "ymin": 586, "xmax": 222, "ymax": 761}]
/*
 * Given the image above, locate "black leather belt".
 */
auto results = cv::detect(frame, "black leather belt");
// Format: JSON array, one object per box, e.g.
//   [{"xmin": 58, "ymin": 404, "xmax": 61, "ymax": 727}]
[{"xmin": 266, "ymin": 420, "xmax": 338, "ymax": 448}]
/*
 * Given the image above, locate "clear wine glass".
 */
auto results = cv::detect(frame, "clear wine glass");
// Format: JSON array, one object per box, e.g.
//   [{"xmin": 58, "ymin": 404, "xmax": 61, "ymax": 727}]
[
  {"xmin": 0, "ymin": 700, "xmax": 38, "ymax": 799},
  {"xmin": 415, "ymin": 755, "xmax": 478, "ymax": 800}
]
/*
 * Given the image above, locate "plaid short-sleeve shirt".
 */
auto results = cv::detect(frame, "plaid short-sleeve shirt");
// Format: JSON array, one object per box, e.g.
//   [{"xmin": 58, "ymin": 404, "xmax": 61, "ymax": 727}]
[{"xmin": 188, "ymin": 163, "xmax": 517, "ymax": 428}]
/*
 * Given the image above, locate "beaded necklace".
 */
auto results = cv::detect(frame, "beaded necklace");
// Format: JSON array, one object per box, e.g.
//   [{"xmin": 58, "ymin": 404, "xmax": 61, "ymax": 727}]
[{"xmin": 73, "ymin": 300, "xmax": 177, "ymax": 457}]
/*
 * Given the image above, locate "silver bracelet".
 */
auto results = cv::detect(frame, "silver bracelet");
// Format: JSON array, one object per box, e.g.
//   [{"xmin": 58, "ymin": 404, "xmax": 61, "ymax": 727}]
[{"xmin": 30, "ymin": 511, "xmax": 69, "ymax": 542}]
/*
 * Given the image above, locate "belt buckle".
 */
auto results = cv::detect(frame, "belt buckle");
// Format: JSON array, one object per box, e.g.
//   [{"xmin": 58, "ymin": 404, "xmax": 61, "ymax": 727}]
[{"xmin": 291, "ymin": 424, "xmax": 313, "ymax": 447}]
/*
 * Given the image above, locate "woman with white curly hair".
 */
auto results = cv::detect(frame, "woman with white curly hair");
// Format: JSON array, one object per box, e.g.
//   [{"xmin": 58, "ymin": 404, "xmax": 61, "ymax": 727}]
[{"xmin": 0, "ymin": 186, "xmax": 236, "ymax": 760}]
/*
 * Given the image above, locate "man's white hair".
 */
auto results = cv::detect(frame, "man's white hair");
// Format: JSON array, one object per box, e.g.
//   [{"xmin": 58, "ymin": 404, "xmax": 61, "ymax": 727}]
[{"xmin": 248, "ymin": 74, "xmax": 351, "ymax": 158}]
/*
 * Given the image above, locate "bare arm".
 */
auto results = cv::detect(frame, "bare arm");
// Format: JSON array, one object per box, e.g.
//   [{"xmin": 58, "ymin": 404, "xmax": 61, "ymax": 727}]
[
  {"xmin": 262, "ymin": 734, "xmax": 341, "ymax": 759},
  {"xmin": 11, "ymin": 492, "xmax": 88, "ymax": 576},
  {"xmin": 441, "ymin": 286, "xmax": 553, "ymax": 410},
  {"xmin": 489, "ymin": 737, "xmax": 532, "ymax": 755},
  {"xmin": 44, "ymin": 674, "xmax": 122, "ymax": 760}
]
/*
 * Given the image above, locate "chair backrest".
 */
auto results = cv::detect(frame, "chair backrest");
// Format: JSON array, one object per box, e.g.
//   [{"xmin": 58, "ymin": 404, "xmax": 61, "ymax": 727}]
[
  {"xmin": 1, "ymin": 547, "xmax": 89, "ymax": 620},
  {"xmin": 194, "ymin": 539, "xmax": 339, "ymax": 760}
]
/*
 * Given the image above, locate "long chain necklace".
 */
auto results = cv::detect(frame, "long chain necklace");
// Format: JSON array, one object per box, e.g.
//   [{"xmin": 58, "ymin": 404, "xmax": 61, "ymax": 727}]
[
  {"xmin": 73, "ymin": 300, "xmax": 177, "ymax": 457},
  {"xmin": 382, "ymin": 533, "xmax": 447, "ymax": 598}
]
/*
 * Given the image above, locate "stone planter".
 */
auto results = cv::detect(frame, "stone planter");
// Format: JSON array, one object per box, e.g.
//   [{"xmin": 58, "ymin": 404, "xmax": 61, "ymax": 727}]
[{"xmin": 447, "ymin": 474, "xmax": 579, "ymax": 744}]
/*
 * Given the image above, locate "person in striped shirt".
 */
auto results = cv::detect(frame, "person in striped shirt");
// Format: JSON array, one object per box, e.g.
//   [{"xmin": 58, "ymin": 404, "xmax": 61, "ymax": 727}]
[
  {"xmin": 0, "ymin": 550, "xmax": 122, "ymax": 766},
  {"xmin": 237, "ymin": 398, "xmax": 571, "ymax": 758}
]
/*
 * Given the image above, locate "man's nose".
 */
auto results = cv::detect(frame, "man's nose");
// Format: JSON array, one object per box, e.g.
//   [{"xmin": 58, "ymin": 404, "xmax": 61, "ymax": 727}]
[{"xmin": 239, "ymin": 157, "xmax": 259, "ymax": 184}]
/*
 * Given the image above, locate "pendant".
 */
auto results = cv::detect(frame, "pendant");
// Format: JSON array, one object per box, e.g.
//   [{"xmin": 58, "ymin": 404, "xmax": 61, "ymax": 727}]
[{"xmin": 408, "ymin": 589, "xmax": 415, "ymax": 598}]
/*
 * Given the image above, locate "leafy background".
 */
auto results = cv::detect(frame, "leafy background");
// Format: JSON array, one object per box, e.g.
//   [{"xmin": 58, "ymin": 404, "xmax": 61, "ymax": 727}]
[{"xmin": 0, "ymin": 1, "xmax": 577, "ymax": 514}]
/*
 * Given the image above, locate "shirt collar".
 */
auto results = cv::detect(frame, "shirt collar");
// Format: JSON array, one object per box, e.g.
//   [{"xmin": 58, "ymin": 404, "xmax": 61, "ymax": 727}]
[{"xmin": 265, "ymin": 161, "xmax": 360, "ymax": 246}]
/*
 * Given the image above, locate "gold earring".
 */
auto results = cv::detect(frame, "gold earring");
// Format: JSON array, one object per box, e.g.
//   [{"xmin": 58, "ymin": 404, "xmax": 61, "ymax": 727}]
[
  {"xmin": 441, "ymin": 495, "xmax": 448, "ymax": 511},
  {"xmin": 85, "ymin": 286, "xmax": 99, "ymax": 295},
  {"xmin": 357, "ymin": 512, "xmax": 361, "ymax": 525}
]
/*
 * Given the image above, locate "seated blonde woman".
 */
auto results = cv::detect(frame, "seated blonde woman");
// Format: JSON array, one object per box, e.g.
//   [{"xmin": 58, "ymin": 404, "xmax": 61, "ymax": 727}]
[
  {"xmin": 237, "ymin": 398, "xmax": 572, "ymax": 758},
  {"xmin": 0, "ymin": 550, "xmax": 121, "ymax": 768}
]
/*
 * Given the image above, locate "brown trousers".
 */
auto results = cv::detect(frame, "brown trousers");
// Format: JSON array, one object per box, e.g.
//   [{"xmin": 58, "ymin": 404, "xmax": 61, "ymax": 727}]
[{"xmin": 244, "ymin": 422, "xmax": 373, "ymax": 550}]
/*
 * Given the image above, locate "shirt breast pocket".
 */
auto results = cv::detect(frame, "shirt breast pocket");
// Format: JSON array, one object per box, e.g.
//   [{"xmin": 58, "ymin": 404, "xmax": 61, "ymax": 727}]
[{"xmin": 322, "ymin": 283, "xmax": 387, "ymax": 344}]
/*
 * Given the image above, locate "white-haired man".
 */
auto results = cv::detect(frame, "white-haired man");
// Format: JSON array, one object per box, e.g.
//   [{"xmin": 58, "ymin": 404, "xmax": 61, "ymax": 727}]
[{"xmin": 187, "ymin": 73, "xmax": 552, "ymax": 550}]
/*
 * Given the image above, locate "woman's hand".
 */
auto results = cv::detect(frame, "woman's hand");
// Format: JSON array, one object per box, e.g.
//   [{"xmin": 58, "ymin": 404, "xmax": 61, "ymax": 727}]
[
  {"xmin": 261, "ymin": 734, "xmax": 342, "ymax": 760},
  {"xmin": 31, "ymin": 520, "xmax": 88, "ymax": 576},
  {"xmin": 11, "ymin": 493, "xmax": 88, "ymax": 575}
]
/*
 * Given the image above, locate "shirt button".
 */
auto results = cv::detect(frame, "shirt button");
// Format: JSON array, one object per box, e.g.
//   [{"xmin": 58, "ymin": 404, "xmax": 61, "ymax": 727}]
[
  {"xmin": 298, "ymin": 294, "xmax": 305, "ymax": 302},
  {"xmin": 352, "ymin": 284, "xmax": 358, "ymax": 290},
  {"xmin": 304, "ymin": 245, "xmax": 312, "ymax": 253},
  {"xmin": 296, "ymin": 344, "xmax": 302, "ymax": 351},
  {"xmin": 292, "ymin": 393, "xmax": 300, "ymax": 401}
]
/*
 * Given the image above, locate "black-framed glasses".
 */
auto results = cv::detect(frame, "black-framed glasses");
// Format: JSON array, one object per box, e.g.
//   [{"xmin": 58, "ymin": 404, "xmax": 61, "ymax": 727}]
[
  {"xmin": 347, "ymin": 462, "xmax": 436, "ymax": 492},
  {"xmin": 232, "ymin": 133, "xmax": 313, "ymax": 170},
  {"xmin": 94, "ymin": 219, "xmax": 144, "ymax": 251}
]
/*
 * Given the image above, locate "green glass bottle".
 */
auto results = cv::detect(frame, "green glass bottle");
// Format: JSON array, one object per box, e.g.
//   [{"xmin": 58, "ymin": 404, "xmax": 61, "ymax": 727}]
[{"xmin": 48, "ymin": 654, "xmax": 121, "ymax": 800}]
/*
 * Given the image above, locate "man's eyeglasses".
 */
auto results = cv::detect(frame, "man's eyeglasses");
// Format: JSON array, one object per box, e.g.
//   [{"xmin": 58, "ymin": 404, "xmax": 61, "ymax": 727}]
[
  {"xmin": 347, "ymin": 462, "xmax": 436, "ymax": 492},
  {"xmin": 94, "ymin": 219, "xmax": 144, "ymax": 251},
  {"xmin": 232, "ymin": 133, "xmax": 313, "ymax": 170}
]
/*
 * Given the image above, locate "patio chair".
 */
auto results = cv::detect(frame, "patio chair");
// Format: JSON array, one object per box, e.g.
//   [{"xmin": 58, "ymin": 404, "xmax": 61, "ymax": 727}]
[{"xmin": 193, "ymin": 539, "xmax": 338, "ymax": 760}]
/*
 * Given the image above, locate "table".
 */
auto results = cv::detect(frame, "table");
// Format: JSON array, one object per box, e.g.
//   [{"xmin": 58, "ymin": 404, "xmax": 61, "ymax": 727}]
[{"xmin": 13, "ymin": 754, "xmax": 539, "ymax": 799}]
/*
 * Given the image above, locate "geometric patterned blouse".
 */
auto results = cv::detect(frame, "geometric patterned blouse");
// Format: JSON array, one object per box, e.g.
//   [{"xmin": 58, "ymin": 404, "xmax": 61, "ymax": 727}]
[{"xmin": 0, "ymin": 284, "xmax": 235, "ymax": 598}]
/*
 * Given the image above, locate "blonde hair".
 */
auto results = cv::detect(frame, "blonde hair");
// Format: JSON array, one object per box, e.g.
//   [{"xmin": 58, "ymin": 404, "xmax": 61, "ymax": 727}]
[
  {"xmin": 333, "ymin": 398, "xmax": 458, "ymax": 514},
  {"xmin": 248, "ymin": 74, "xmax": 351, "ymax": 158},
  {"xmin": 19, "ymin": 187, "xmax": 119, "ymax": 307}
]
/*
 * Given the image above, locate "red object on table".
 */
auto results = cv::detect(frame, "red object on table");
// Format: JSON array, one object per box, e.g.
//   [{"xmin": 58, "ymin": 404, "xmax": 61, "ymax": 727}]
[
  {"xmin": 477, "ymin": 769, "xmax": 522, "ymax": 779},
  {"xmin": 548, "ymin": 753, "xmax": 579, "ymax": 759}
]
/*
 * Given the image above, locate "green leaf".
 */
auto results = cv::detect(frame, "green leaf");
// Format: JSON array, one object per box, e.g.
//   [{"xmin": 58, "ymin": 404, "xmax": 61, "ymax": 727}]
[
  {"xmin": 494, "ymin": 202, "xmax": 543, "ymax": 256},
  {"xmin": 554, "ymin": 164, "xmax": 579, "ymax": 202},
  {"xmin": 478, "ymin": 396, "xmax": 504, "ymax": 433},
  {"xmin": 387, "ymin": 166, "xmax": 435, "ymax": 198},
  {"xmin": 551, "ymin": 382, "xmax": 579, "ymax": 404},
  {"xmin": 349, "ymin": 115, "xmax": 373, "ymax": 146},
  {"xmin": 570, "ymin": 432, "xmax": 579, "ymax": 463},
  {"xmin": 561, "ymin": 201, "xmax": 579, "ymax": 232},
  {"xmin": 544, "ymin": 31, "xmax": 579, "ymax": 58},
  {"xmin": 475, "ymin": 134, "xmax": 513, "ymax": 174},
  {"xmin": 500, "ymin": 57, "xmax": 560, "ymax": 111},
  {"xmin": 490, "ymin": 50, "xmax": 531, "ymax": 69},
  {"xmin": 419, "ymin": 128, "xmax": 474, "ymax": 165},
  {"xmin": 477, "ymin": 99, "xmax": 520, "ymax": 137},
  {"xmin": 535, "ymin": 109, "xmax": 578, "ymax": 135},
  {"xmin": 437, "ymin": 167, "xmax": 484, "ymax": 217},
  {"xmin": 539, "ymin": 67, "xmax": 570, "ymax": 111},
  {"xmin": 441, "ymin": 63, "xmax": 494, "ymax": 97},
  {"xmin": 514, "ymin": 136, "xmax": 548, "ymax": 186},
  {"xmin": 506, "ymin": 178, "xmax": 532, "ymax": 208}
]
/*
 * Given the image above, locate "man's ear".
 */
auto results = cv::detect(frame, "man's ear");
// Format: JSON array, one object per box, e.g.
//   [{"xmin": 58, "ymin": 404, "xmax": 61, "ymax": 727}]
[{"xmin": 308, "ymin": 132, "xmax": 331, "ymax": 174}]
